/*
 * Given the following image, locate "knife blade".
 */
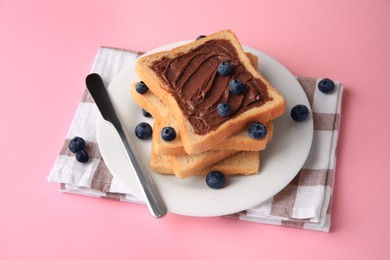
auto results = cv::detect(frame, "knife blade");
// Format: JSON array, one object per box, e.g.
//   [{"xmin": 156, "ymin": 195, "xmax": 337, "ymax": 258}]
[{"xmin": 86, "ymin": 73, "xmax": 167, "ymax": 218}]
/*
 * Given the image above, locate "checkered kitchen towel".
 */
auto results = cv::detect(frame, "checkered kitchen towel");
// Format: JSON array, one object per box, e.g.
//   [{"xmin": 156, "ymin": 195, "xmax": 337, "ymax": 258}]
[{"xmin": 48, "ymin": 47, "xmax": 343, "ymax": 232}]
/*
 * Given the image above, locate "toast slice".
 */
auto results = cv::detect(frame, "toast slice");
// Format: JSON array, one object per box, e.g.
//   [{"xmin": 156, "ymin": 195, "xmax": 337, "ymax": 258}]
[
  {"xmin": 132, "ymin": 51, "xmax": 273, "ymax": 156},
  {"xmin": 151, "ymin": 120, "xmax": 238, "ymax": 172},
  {"xmin": 131, "ymin": 85, "xmax": 169, "ymax": 122},
  {"xmin": 153, "ymin": 112, "xmax": 273, "ymax": 156},
  {"xmin": 150, "ymin": 146, "xmax": 260, "ymax": 178},
  {"xmin": 135, "ymin": 29, "xmax": 285, "ymax": 154},
  {"xmin": 133, "ymin": 86, "xmax": 274, "ymax": 156},
  {"xmin": 131, "ymin": 52, "xmax": 259, "ymax": 122},
  {"xmin": 171, "ymin": 149, "xmax": 237, "ymax": 177}
]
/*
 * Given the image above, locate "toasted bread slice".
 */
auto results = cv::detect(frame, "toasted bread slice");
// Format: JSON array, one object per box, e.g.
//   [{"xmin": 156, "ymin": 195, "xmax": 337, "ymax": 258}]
[
  {"xmin": 131, "ymin": 52, "xmax": 258, "ymax": 122},
  {"xmin": 131, "ymin": 85, "xmax": 169, "ymax": 122},
  {"xmin": 132, "ymin": 51, "xmax": 272, "ymax": 156},
  {"xmin": 150, "ymin": 146, "xmax": 260, "ymax": 178},
  {"xmin": 152, "ymin": 114, "xmax": 185, "ymax": 156},
  {"xmin": 133, "ymin": 86, "xmax": 273, "ymax": 156},
  {"xmin": 153, "ymin": 112, "xmax": 273, "ymax": 156},
  {"xmin": 150, "ymin": 120, "xmax": 238, "ymax": 174},
  {"xmin": 135, "ymin": 29, "xmax": 285, "ymax": 154},
  {"xmin": 171, "ymin": 149, "xmax": 238, "ymax": 177}
]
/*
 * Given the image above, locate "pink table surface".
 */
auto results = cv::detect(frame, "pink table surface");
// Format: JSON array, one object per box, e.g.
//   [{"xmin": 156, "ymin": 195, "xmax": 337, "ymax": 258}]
[{"xmin": 1, "ymin": 0, "xmax": 389, "ymax": 259}]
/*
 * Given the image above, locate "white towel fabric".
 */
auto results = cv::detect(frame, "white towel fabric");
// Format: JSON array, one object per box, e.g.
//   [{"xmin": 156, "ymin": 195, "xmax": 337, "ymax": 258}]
[{"xmin": 48, "ymin": 47, "xmax": 343, "ymax": 232}]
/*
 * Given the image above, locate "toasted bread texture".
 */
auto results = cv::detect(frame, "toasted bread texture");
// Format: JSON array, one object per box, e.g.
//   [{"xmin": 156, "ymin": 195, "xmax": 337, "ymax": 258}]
[
  {"xmin": 154, "ymin": 114, "xmax": 273, "ymax": 156},
  {"xmin": 131, "ymin": 52, "xmax": 258, "ymax": 121},
  {"xmin": 150, "ymin": 146, "xmax": 260, "ymax": 178},
  {"xmin": 135, "ymin": 29, "xmax": 285, "ymax": 154},
  {"xmin": 150, "ymin": 121, "xmax": 239, "ymax": 175},
  {"xmin": 132, "ymin": 86, "xmax": 273, "ymax": 156},
  {"xmin": 131, "ymin": 51, "xmax": 273, "ymax": 156}
]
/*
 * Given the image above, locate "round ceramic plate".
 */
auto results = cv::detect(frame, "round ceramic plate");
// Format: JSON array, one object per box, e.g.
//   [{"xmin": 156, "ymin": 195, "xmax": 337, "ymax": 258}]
[{"xmin": 96, "ymin": 41, "xmax": 313, "ymax": 217}]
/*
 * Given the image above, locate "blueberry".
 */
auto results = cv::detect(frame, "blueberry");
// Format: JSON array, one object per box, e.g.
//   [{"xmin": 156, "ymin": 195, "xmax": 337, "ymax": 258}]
[
  {"xmin": 291, "ymin": 104, "xmax": 310, "ymax": 122},
  {"xmin": 135, "ymin": 122, "xmax": 152, "ymax": 139},
  {"xmin": 196, "ymin": 35, "xmax": 206, "ymax": 40},
  {"xmin": 248, "ymin": 122, "xmax": 267, "ymax": 140},
  {"xmin": 69, "ymin": 136, "xmax": 86, "ymax": 153},
  {"xmin": 217, "ymin": 62, "xmax": 233, "ymax": 76},
  {"xmin": 142, "ymin": 108, "xmax": 152, "ymax": 118},
  {"xmin": 206, "ymin": 171, "xmax": 226, "ymax": 189},
  {"xmin": 76, "ymin": 150, "xmax": 89, "ymax": 163},
  {"xmin": 229, "ymin": 79, "xmax": 247, "ymax": 95},
  {"xmin": 217, "ymin": 103, "xmax": 231, "ymax": 117},
  {"xmin": 161, "ymin": 126, "xmax": 176, "ymax": 142},
  {"xmin": 135, "ymin": 81, "xmax": 148, "ymax": 94},
  {"xmin": 318, "ymin": 78, "xmax": 335, "ymax": 94}
]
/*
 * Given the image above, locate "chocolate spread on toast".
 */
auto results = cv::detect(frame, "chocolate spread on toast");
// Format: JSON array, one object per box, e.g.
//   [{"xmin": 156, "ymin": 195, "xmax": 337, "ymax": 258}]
[{"xmin": 151, "ymin": 39, "xmax": 271, "ymax": 135}]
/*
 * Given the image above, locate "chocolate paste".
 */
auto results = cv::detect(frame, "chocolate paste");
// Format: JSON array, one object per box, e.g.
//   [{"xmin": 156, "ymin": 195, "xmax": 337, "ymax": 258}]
[{"xmin": 151, "ymin": 39, "xmax": 271, "ymax": 135}]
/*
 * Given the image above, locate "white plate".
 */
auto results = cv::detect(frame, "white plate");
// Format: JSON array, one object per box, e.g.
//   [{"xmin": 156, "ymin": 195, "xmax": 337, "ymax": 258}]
[{"xmin": 96, "ymin": 41, "xmax": 313, "ymax": 217}]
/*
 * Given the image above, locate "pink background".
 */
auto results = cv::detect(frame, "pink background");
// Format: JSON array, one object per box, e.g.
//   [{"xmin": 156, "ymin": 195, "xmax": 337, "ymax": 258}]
[{"xmin": 1, "ymin": 0, "xmax": 389, "ymax": 259}]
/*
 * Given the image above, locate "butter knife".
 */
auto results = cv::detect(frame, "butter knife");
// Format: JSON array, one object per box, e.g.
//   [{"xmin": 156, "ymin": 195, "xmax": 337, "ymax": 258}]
[{"xmin": 86, "ymin": 73, "xmax": 167, "ymax": 218}]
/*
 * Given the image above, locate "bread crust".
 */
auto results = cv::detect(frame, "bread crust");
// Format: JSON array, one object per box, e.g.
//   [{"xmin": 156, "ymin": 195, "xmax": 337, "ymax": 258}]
[
  {"xmin": 132, "ymin": 85, "xmax": 273, "ymax": 156},
  {"xmin": 150, "ymin": 147, "xmax": 260, "ymax": 178},
  {"xmin": 136, "ymin": 29, "xmax": 285, "ymax": 154}
]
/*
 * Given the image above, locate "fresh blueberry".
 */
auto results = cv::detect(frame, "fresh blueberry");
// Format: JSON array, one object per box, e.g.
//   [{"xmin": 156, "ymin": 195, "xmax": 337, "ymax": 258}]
[
  {"xmin": 217, "ymin": 103, "xmax": 231, "ymax": 117},
  {"xmin": 206, "ymin": 171, "xmax": 226, "ymax": 189},
  {"xmin": 217, "ymin": 62, "xmax": 233, "ymax": 76},
  {"xmin": 75, "ymin": 150, "xmax": 89, "ymax": 163},
  {"xmin": 161, "ymin": 126, "xmax": 176, "ymax": 142},
  {"xmin": 135, "ymin": 122, "xmax": 153, "ymax": 139},
  {"xmin": 142, "ymin": 108, "xmax": 152, "ymax": 118},
  {"xmin": 229, "ymin": 79, "xmax": 247, "ymax": 95},
  {"xmin": 291, "ymin": 104, "xmax": 310, "ymax": 122},
  {"xmin": 248, "ymin": 122, "xmax": 267, "ymax": 140},
  {"xmin": 318, "ymin": 78, "xmax": 335, "ymax": 94},
  {"xmin": 135, "ymin": 81, "xmax": 148, "ymax": 94},
  {"xmin": 196, "ymin": 35, "xmax": 206, "ymax": 40},
  {"xmin": 69, "ymin": 136, "xmax": 86, "ymax": 153}
]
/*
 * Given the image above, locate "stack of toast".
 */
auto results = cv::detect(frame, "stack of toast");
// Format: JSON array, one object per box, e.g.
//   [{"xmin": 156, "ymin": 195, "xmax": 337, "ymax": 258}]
[{"xmin": 131, "ymin": 30, "xmax": 285, "ymax": 178}]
